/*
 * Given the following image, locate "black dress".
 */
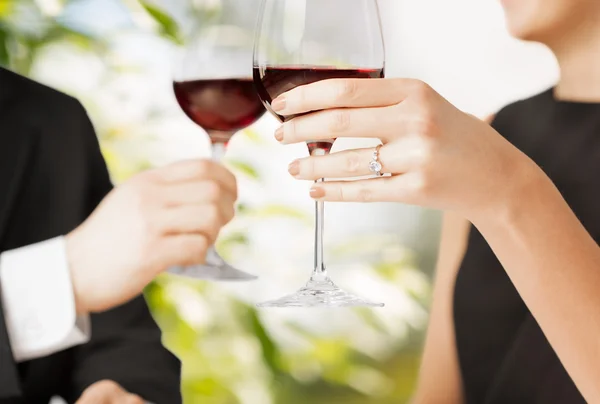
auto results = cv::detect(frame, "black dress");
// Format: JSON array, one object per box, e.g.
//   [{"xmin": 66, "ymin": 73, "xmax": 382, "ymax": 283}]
[{"xmin": 454, "ymin": 88, "xmax": 600, "ymax": 404}]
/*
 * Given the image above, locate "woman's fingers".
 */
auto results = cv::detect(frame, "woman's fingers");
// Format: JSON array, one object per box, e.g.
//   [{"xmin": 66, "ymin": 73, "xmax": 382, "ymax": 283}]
[
  {"xmin": 289, "ymin": 145, "xmax": 401, "ymax": 180},
  {"xmin": 309, "ymin": 176, "xmax": 400, "ymax": 203},
  {"xmin": 309, "ymin": 172, "xmax": 425, "ymax": 204},
  {"xmin": 277, "ymin": 106, "xmax": 400, "ymax": 144},
  {"xmin": 289, "ymin": 136, "xmax": 430, "ymax": 180},
  {"xmin": 274, "ymin": 79, "xmax": 441, "ymax": 146},
  {"xmin": 272, "ymin": 78, "xmax": 418, "ymax": 117}
]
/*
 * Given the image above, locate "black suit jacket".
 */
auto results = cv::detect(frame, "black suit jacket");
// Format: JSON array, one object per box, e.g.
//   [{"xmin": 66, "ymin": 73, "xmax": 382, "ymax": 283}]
[{"xmin": 0, "ymin": 67, "xmax": 182, "ymax": 403}]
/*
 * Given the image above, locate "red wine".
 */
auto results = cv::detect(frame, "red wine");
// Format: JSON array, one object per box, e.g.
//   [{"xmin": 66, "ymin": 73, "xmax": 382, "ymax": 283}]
[
  {"xmin": 253, "ymin": 66, "xmax": 384, "ymax": 154},
  {"xmin": 173, "ymin": 78, "xmax": 265, "ymax": 143}
]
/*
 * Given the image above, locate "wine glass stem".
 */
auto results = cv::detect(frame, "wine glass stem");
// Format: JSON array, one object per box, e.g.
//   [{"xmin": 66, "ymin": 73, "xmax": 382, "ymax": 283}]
[
  {"xmin": 211, "ymin": 141, "xmax": 227, "ymax": 162},
  {"xmin": 207, "ymin": 137, "xmax": 230, "ymax": 262},
  {"xmin": 312, "ymin": 178, "xmax": 327, "ymax": 281}
]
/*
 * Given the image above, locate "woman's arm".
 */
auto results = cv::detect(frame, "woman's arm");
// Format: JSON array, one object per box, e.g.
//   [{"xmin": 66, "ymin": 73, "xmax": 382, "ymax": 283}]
[
  {"xmin": 270, "ymin": 78, "xmax": 600, "ymax": 402},
  {"xmin": 472, "ymin": 167, "xmax": 600, "ymax": 403},
  {"xmin": 415, "ymin": 114, "xmax": 495, "ymax": 404},
  {"xmin": 412, "ymin": 212, "xmax": 470, "ymax": 404}
]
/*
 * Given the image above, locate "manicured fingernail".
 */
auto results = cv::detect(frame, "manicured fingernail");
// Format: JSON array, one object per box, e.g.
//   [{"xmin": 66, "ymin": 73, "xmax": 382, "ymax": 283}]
[
  {"xmin": 310, "ymin": 187, "xmax": 325, "ymax": 199},
  {"xmin": 288, "ymin": 160, "xmax": 300, "ymax": 176},
  {"xmin": 272, "ymin": 96, "xmax": 286, "ymax": 112},
  {"xmin": 275, "ymin": 126, "xmax": 284, "ymax": 141}
]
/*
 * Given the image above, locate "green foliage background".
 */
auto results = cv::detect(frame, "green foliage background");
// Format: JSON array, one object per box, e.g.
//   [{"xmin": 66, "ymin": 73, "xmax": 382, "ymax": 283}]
[{"xmin": 0, "ymin": 1, "xmax": 431, "ymax": 402}]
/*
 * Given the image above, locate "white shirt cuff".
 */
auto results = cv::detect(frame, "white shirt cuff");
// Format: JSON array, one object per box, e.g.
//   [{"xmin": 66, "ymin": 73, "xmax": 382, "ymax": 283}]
[{"xmin": 0, "ymin": 237, "xmax": 91, "ymax": 362}]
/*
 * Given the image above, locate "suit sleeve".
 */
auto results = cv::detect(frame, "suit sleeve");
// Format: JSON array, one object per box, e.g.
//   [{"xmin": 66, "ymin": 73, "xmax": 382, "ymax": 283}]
[
  {"xmin": 63, "ymin": 102, "xmax": 182, "ymax": 404},
  {"xmin": 0, "ymin": 289, "xmax": 21, "ymax": 398}
]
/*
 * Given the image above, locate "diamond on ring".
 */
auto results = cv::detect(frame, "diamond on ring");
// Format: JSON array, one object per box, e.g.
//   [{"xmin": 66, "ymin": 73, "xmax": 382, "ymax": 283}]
[{"xmin": 369, "ymin": 144, "xmax": 384, "ymax": 177}]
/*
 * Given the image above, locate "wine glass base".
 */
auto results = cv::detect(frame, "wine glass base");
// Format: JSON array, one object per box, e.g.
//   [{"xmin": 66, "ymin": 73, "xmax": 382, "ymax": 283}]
[
  {"xmin": 168, "ymin": 248, "xmax": 258, "ymax": 281},
  {"xmin": 257, "ymin": 277, "xmax": 384, "ymax": 308}
]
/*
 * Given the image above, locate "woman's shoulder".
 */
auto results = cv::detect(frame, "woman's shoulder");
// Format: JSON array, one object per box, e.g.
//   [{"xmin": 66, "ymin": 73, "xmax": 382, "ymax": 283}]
[
  {"xmin": 486, "ymin": 87, "xmax": 555, "ymax": 146},
  {"xmin": 490, "ymin": 87, "xmax": 554, "ymax": 126}
]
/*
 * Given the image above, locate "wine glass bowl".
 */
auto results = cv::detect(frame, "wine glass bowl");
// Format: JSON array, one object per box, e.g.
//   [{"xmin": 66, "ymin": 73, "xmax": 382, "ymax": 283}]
[
  {"xmin": 169, "ymin": 9, "xmax": 265, "ymax": 281},
  {"xmin": 173, "ymin": 78, "xmax": 265, "ymax": 142},
  {"xmin": 253, "ymin": 66, "xmax": 384, "ymax": 154},
  {"xmin": 253, "ymin": 0, "xmax": 386, "ymax": 307}
]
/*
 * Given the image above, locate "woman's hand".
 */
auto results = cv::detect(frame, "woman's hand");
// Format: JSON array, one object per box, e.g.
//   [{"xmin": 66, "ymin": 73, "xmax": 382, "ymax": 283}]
[{"xmin": 274, "ymin": 78, "xmax": 540, "ymax": 221}]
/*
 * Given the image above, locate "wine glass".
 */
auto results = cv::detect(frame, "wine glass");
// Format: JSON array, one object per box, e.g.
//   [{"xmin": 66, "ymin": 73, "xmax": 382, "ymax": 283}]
[
  {"xmin": 254, "ymin": 0, "xmax": 386, "ymax": 307},
  {"xmin": 170, "ymin": 9, "xmax": 265, "ymax": 281}
]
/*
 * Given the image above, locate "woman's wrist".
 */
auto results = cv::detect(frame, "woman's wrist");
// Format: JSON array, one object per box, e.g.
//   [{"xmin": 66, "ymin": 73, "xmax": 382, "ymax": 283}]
[{"xmin": 468, "ymin": 153, "xmax": 553, "ymax": 230}]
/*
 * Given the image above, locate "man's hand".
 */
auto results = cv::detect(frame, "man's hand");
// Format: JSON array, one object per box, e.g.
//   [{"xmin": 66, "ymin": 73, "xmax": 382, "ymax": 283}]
[
  {"xmin": 66, "ymin": 159, "xmax": 237, "ymax": 314},
  {"xmin": 76, "ymin": 380, "xmax": 145, "ymax": 404}
]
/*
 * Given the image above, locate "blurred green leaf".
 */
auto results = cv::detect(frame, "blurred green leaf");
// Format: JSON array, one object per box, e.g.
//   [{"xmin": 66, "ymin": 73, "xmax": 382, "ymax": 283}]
[
  {"xmin": 2, "ymin": 20, "xmax": 98, "ymax": 74},
  {"xmin": 240, "ymin": 127, "xmax": 264, "ymax": 143},
  {"xmin": 0, "ymin": 1, "xmax": 13, "ymax": 19},
  {"xmin": 0, "ymin": 26, "xmax": 8, "ymax": 66},
  {"xmin": 247, "ymin": 308, "xmax": 282, "ymax": 374},
  {"xmin": 374, "ymin": 262, "xmax": 402, "ymax": 282},
  {"xmin": 226, "ymin": 158, "xmax": 260, "ymax": 180},
  {"xmin": 217, "ymin": 232, "xmax": 249, "ymax": 247},
  {"xmin": 182, "ymin": 378, "xmax": 237, "ymax": 404},
  {"xmin": 139, "ymin": 1, "xmax": 183, "ymax": 44},
  {"xmin": 236, "ymin": 203, "xmax": 250, "ymax": 213},
  {"xmin": 215, "ymin": 231, "xmax": 249, "ymax": 260},
  {"xmin": 354, "ymin": 308, "xmax": 391, "ymax": 335}
]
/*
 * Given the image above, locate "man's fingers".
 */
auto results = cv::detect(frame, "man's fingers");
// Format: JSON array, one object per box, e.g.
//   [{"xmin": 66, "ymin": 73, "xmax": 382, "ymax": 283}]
[
  {"xmin": 157, "ymin": 234, "xmax": 210, "ymax": 269},
  {"xmin": 152, "ymin": 159, "xmax": 237, "ymax": 196},
  {"xmin": 158, "ymin": 204, "xmax": 233, "ymax": 240},
  {"xmin": 272, "ymin": 78, "xmax": 419, "ymax": 116},
  {"xmin": 76, "ymin": 380, "xmax": 124, "ymax": 404},
  {"xmin": 162, "ymin": 180, "xmax": 237, "ymax": 207},
  {"xmin": 117, "ymin": 394, "xmax": 145, "ymax": 404}
]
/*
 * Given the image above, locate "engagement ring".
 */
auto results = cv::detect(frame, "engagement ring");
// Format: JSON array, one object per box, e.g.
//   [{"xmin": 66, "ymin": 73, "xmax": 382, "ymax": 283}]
[{"xmin": 369, "ymin": 144, "xmax": 384, "ymax": 177}]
